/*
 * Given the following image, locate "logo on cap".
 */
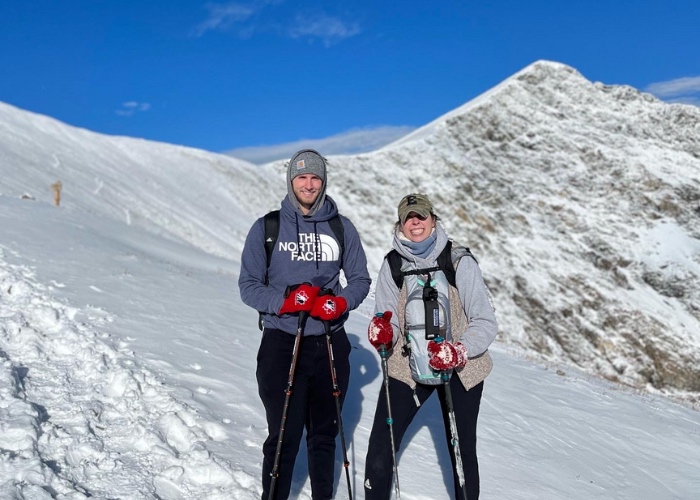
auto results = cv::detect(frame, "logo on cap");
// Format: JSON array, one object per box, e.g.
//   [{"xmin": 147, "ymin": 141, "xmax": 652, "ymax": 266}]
[
  {"xmin": 406, "ymin": 195, "xmax": 420, "ymax": 206},
  {"xmin": 296, "ymin": 160, "xmax": 306, "ymax": 169}
]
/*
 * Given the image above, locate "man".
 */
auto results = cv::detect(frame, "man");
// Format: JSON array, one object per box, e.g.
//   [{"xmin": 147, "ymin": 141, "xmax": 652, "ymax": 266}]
[{"xmin": 239, "ymin": 149, "xmax": 371, "ymax": 500}]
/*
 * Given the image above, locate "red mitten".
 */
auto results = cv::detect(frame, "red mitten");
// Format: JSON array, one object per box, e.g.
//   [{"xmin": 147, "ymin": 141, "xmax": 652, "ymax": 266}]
[
  {"xmin": 279, "ymin": 283, "xmax": 320, "ymax": 315},
  {"xmin": 368, "ymin": 312, "xmax": 394, "ymax": 349},
  {"xmin": 310, "ymin": 292, "xmax": 347, "ymax": 321},
  {"xmin": 427, "ymin": 340, "xmax": 459, "ymax": 371},
  {"xmin": 454, "ymin": 342, "xmax": 468, "ymax": 368}
]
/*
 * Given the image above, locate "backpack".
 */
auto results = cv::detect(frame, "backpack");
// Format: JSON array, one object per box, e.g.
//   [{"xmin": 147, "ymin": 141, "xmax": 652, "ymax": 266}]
[
  {"xmin": 386, "ymin": 241, "xmax": 477, "ymax": 385},
  {"xmin": 258, "ymin": 210, "xmax": 345, "ymax": 330}
]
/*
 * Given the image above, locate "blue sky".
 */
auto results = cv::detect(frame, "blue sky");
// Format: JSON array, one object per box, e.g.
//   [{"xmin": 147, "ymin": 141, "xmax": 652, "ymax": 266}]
[{"xmin": 2, "ymin": 0, "xmax": 699, "ymax": 162}]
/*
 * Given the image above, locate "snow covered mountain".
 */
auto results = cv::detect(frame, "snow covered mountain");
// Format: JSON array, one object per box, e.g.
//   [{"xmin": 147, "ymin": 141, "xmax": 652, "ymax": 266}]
[
  {"xmin": 259, "ymin": 61, "xmax": 700, "ymax": 402},
  {"xmin": 2, "ymin": 60, "xmax": 699, "ymax": 404}
]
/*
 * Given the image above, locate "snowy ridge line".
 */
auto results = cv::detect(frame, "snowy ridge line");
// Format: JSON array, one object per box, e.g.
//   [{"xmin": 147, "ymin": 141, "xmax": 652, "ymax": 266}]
[{"xmin": 0, "ymin": 257, "xmax": 259, "ymax": 499}]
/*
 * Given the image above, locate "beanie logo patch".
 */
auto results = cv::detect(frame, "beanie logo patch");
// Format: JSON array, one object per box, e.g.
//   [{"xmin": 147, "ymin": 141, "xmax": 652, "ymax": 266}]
[{"xmin": 296, "ymin": 160, "xmax": 306, "ymax": 169}]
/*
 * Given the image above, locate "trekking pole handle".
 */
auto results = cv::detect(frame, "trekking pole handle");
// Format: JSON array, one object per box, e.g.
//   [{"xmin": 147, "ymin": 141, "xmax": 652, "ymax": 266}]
[{"xmin": 298, "ymin": 310, "xmax": 309, "ymax": 328}]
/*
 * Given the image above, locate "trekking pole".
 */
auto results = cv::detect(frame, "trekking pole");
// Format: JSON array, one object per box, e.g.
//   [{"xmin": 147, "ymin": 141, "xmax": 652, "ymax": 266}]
[
  {"xmin": 441, "ymin": 370, "xmax": 468, "ymax": 500},
  {"xmin": 323, "ymin": 320, "xmax": 353, "ymax": 500},
  {"xmin": 378, "ymin": 343, "xmax": 401, "ymax": 500},
  {"xmin": 268, "ymin": 311, "xmax": 307, "ymax": 500}
]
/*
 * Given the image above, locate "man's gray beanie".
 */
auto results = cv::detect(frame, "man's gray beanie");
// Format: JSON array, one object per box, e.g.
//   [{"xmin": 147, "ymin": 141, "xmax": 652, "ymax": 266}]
[{"xmin": 287, "ymin": 149, "xmax": 327, "ymax": 183}]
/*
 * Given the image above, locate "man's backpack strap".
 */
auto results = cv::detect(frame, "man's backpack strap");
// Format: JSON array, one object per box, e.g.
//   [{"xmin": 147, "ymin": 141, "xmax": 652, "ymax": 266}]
[
  {"xmin": 263, "ymin": 210, "xmax": 280, "ymax": 283},
  {"xmin": 260, "ymin": 210, "xmax": 280, "ymax": 330},
  {"xmin": 328, "ymin": 214, "xmax": 345, "ymax": 265}
]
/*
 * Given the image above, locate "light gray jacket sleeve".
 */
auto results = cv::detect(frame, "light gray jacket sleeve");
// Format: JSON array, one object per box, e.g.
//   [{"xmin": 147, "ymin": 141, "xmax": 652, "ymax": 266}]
[{"xmin": 454, "ymin": 256, "xmax": 498, "ymax": 356}]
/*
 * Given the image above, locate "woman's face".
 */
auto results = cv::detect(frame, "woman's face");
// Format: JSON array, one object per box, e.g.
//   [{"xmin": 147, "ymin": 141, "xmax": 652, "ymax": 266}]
[{"xmin": 401, "ymin": 212, "xmax": 435, "ymax": 243}]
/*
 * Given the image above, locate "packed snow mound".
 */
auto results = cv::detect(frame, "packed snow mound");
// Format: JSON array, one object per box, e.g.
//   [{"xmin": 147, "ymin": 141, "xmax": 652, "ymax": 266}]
[{"xmin": 0, "ymin": 256, "xmax": 260, "ymax": 499}]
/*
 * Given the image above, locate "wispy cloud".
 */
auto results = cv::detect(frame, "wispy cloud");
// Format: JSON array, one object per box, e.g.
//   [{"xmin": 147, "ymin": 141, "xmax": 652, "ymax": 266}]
[
  {"xmin": 287, "ymin": 14, "xmax": 361, "ymax": 46},
  {"xmin": 191, "ymin": 2, "xmax": 260, "ymax": 37},
  {"xmin": 646, "ymin": 76, "xmax": 700, "ymax": 97},
  {"xmin": 191, "ymin": 1, "xmax": 361, "ymax": 45},
  {"xmin": 225, "ymin": 125, "xmax": 415, "ymax": 164},
  {"xmin": 115, "ymin": 102, "xmax": 151, "ymax": 117},
  {"xmin": 646, "ymin": 76, "xmax": 700, "ymax": 106}
]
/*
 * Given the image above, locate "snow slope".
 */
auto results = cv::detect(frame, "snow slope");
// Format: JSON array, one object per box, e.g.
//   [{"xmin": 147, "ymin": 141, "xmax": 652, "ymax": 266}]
[{"xmin": 1, "ymin": 196, "xmax": 699, "ymax": 499}]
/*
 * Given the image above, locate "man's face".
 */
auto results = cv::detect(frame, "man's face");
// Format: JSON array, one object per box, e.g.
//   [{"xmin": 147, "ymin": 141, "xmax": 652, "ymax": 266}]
[{"xmin": 292, "ymin": 174, "xmax": 323, "ymax": 214}]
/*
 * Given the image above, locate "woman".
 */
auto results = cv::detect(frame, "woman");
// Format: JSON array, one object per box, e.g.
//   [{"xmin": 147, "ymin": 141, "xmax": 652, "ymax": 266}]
[{"xmin": 363, "ymin": 193, "xmax": 498, "ymax": 500}]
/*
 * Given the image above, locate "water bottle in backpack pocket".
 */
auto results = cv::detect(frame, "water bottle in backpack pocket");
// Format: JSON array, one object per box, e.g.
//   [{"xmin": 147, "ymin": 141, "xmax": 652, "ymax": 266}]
[{"xmin": 403, "ymin": 271, "xmax": 453, "ymax": 385}]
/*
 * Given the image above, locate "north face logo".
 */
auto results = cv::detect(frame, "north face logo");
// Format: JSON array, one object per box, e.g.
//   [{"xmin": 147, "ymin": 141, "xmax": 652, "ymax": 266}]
[
  {"xmin": 278, "ymin": 233, "xmax": 341, "ymax": 262},
  {"xmin": 364, "ymin": 478, "xmax": 372, "ymax": 490}
]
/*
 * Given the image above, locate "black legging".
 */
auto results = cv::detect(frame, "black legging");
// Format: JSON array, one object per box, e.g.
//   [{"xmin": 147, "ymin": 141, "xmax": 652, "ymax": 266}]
[
  {"xmin": 364, "ymin": 376, "xmax": 484, "ymax": 500},
  {"xmin": 257, "ymin": 328, "xmax": 351, "ymax": 500}
]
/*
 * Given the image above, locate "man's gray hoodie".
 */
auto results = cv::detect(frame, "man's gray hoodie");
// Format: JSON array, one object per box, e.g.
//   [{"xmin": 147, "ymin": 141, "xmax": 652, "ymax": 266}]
[{"xmin": 239, "ymin": 194, "xmax": 370, "ymax": 336}]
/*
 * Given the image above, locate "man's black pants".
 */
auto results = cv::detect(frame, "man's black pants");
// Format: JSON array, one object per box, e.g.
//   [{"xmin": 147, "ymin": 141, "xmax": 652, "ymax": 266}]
[{"xmin": 257, "ymin": 327, "xmax": 351, "ymax": 500}]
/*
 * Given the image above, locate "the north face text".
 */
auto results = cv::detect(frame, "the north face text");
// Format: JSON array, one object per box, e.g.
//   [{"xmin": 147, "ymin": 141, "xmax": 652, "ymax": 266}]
[{"xmin": 277, "ymin": 233, "xmax": 341, "ymax": 262}]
